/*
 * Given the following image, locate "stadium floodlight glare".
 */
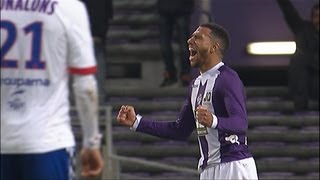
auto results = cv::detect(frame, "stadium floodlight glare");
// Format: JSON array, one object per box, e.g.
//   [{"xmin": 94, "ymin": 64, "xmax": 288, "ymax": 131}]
[{"xmin": 247, "ymin": 41, "xmax": 296, "ymax": 55}]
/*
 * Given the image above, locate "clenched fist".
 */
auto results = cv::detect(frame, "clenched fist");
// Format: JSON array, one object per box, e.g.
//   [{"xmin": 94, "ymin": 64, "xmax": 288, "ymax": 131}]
[
  {"xmin": 117, "ymin": 105, "xmax": 137, "ymax": 127},
  {"xmin": 195, "ymin": 105, "xmax": 213, "ymax": 127},
  {"xmin": 80, "ymin": 148, "xmax": 104, "ymax": 177}
]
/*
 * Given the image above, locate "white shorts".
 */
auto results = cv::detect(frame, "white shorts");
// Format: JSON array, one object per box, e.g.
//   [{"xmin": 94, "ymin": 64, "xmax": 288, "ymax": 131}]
[{"xmin": 200, "ymin": 157, "xmax": 258, "ymax": 180}]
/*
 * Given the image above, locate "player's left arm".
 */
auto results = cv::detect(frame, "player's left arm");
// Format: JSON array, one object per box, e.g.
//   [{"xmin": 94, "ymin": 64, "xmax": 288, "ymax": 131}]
[
  {"xmin": 212, "ymin": 74, "xmax": 248, "ymax": 135},
  {"xmin": 73, "ymin": 74, "xmax": 101, "ymax": 148},
  {"xmin": 66, "ymin": 1, "xmax": 104, "ymax": 176},
  {"xmin": 66, "ymin": 0, "xmax": 102, "ymax": 149},
  {"xmin": 72, "ymin": 74, "xmax": 104, "ymax": 177}
]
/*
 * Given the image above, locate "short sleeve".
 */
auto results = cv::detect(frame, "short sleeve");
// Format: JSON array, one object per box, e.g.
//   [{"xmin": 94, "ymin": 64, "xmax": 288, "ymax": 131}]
[{"xmin": 65, "ymin": 1, "xmax": 96, "ymax": 75}]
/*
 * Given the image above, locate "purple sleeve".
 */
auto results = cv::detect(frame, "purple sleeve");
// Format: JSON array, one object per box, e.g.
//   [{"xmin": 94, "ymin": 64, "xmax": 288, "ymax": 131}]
[
  {"xmin": 214, "ymin": 71, "xmax": 248, "ymax": 134},
  {"xmin": 136, "ymin": 90, "xmax": 196, "ymax": 141}
]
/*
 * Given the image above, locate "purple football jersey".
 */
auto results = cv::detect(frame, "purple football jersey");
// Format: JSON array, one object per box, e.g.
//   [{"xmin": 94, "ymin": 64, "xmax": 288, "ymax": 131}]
[{"xmin": 136, "ymin": 62, "xmax": 253, "ymax": 171}]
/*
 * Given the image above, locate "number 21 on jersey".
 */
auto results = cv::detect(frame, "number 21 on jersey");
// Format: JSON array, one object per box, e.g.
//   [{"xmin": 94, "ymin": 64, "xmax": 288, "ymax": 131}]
[{"xmin": 1, "ymin": 20, "xmax": 45, "ymax": 69}]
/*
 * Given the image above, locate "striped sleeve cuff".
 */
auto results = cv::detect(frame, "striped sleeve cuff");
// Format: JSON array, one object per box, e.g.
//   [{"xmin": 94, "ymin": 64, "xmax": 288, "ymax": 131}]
[
  {"xmin": 69, "ymin": 66, "xmax": 97, "ymax": 75},
  {"xmin": 130, "ymin": 114, "xmax": 142, "ymax": 131},
  {"xmin": 211, "ymin": 114, "xmax": 218, "ymax": 128}
]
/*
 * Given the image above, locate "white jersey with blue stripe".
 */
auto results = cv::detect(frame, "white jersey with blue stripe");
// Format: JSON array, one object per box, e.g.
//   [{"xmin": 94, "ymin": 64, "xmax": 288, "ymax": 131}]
[{"xmin": 1, "ymin": 0, "xmax": 96, "ymax": 153}]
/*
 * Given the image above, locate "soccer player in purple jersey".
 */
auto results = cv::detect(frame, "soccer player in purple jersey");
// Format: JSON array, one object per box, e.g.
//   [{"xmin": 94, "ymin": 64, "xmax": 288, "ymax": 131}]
[{"xmin": 117, "ymin": 23, "xmax": 258, "ymax": 179}]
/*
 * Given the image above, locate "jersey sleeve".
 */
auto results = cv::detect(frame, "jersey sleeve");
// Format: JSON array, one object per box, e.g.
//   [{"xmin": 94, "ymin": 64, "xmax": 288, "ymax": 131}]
[
  {"xmin": 215, "ymin": 72, "xmax": 248, "ymax": 135},
  {"xmin": 65, "ymin": 1, "xmax": 97, "ymax": 75},
  {"xmin": 136, "ymin": 91, "xmax": 196, "ymax": 141}
]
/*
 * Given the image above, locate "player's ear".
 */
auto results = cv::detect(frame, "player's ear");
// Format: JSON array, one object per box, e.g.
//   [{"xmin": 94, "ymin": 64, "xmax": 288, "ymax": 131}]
[{"xmin": 210, "ymin": 45, "xmax": 217, "ymax": 53}]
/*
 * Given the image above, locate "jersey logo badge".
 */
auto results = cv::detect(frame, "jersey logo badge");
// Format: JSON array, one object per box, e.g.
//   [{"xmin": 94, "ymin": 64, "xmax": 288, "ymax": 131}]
[
  {"xmin": 203, "ymin": 91, "xmax": 212, "ymax": 102},
  {"xmin": 8, "ymin": 89, "xmax": 25, "ymax": 110},
  {"xmin": 8, "ymin": 98, "xmax": 25, "ymax": 110},
  {"xmin": 196, "ymin": 93, "xmax": 202, "ymax": 105},
  {"xmin": 225, "ymin": 134, "xmax": 240, "ymax": 145},
  {"xmin": 192, "ymin": 84, "xmax": 199, "ymax": 88}
]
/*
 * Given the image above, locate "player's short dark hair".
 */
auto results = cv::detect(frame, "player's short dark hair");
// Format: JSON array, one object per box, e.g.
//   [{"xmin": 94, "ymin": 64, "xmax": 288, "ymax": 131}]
[{"xmin": 200, "ymin": 23, "xmax": 230, "ymax": 55}]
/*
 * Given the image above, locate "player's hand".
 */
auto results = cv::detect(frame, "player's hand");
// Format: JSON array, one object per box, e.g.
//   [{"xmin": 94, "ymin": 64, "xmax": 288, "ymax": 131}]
[
  {"xmin": 195, "ymin": 105, "xmax": 213, "ymax": 127},
  {"xmin": 80, "ymin": 148, "xmax": 104, "ymax": 177},
  {"xmin": 117, "ymin": 105, "xmax": 137, "ymax": 127}
]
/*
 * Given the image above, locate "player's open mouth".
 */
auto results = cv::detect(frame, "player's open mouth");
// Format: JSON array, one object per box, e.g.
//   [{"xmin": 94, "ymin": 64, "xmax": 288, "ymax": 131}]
[{"xmin": 189, "ymin": 48, "xmax": 197, "ymax": 58}]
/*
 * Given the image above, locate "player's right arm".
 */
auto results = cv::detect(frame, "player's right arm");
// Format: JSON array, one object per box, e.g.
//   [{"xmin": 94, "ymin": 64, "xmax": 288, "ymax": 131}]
[{"xmin": 117, "ymin": 98, "xmax": 196, "ymax": 141}]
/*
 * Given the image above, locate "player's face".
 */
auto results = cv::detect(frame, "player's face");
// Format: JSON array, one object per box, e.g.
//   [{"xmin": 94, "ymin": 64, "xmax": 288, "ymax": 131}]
[
  {"xmin": 311, "ymin": 7, "xmax": 319, "ymax": 31},
  {"xmin": 187, "ymin": 27, "xmax": 213, "ymax": 68}
]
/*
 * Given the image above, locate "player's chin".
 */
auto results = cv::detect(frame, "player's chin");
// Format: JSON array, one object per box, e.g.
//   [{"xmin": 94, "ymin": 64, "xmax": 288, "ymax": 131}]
[{"xmin": 189, "ymin": 57, "xmax": 197, "ymax": 67}]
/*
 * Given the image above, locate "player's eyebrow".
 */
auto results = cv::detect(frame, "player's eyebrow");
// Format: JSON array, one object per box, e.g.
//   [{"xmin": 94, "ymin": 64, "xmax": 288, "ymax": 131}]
[{"xmin": 190, "ymin": 32, "xmax": 202, "ymax": 39}]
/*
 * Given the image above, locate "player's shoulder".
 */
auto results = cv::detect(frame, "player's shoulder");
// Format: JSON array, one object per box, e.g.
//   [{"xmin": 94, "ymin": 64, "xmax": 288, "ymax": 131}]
[
  {"xmin": 55, "ymin": 0, "xmax": 86, "ymax": 13},
  {"xmin": 218, "ymin": 65, "xmax": 239, "ymax": 79},
  {"xmin": 216, "ymin": 64, "xmax": 243, "ymax": 88},
  {"xmin": 54, "ymin": 0, "xmax": 88, "ymax": 25}
]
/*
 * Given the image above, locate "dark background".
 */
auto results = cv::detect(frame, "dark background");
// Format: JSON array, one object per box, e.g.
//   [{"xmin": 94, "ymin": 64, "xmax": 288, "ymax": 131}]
[{"xmin": 191, "ymin": 0, "xmax": 317, "ymax": 86}]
